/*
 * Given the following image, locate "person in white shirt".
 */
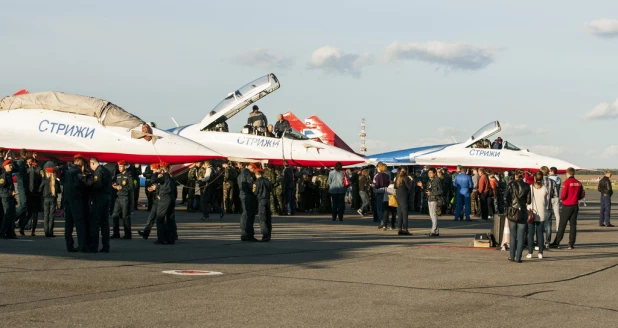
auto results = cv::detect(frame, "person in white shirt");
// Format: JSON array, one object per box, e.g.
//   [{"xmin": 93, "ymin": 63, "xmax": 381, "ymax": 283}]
[{"xmin": 527, "ymin": 171, "xmax": 549, "ymax": 259}]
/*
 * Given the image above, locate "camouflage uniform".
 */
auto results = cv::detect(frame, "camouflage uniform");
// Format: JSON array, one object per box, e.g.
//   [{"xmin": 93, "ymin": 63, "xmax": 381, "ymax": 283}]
[
  {"xmin": 222, "ymin": 165, "xmax": 237, "ymax": 214},
  {"xmin": 264, "ymin": 167, "xmax": 281, "ymax": 215},
  {"xmin": 315, "ymin": 173, "xmax": 331, "ymax": 213},
  {"xmin": 186, "ymin": 165, "xmax": 199, "ymax": 211}
]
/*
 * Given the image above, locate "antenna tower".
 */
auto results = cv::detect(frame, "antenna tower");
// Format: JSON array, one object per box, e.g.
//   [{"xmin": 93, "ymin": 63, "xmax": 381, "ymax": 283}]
[{"xmin": 359, "ymin": 118, "xmax": 367, "ymax": 155}]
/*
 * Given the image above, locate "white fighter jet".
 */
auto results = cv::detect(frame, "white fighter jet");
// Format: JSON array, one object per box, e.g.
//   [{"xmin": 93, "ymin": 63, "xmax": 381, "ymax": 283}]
[
  {"xmin": 167, "ymin": 74, "xmax": 366, "ymax": 169},
  {"xmin": 0, "ymin": 91, "xmax": 223, "ymax": 164}
]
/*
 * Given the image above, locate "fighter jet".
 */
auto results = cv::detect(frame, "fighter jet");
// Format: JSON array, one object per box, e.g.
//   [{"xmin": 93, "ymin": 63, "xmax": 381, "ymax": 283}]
[
  {"xmin": 0, "ymin": 91, "xmax": 223, "ymax": 164},
  {"xmin": 286, "ymin": 116, "xmax": 580, "ymax": 173},
  {"xmin": 167, "ymin": 74, "xmax": 366, "ymax": 167}
]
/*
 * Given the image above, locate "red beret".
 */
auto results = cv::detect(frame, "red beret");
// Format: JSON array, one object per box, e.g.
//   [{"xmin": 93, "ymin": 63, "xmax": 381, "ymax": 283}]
[
  {"xmin": 117, "ymin": 160, "xmax": 126, "ymax": 165},
  {"xmin": 73, "ymin": 154, "xmax": 84, "ymax": 160},
  {"xmin": 254, "ymin": 168, "xmax": 264, "ymax": 174},
  {"xmin": 45, "ymin": 168, "xmax": 55, "ymax": 173},
  {"xmin": 159, "ymin": 162, "xmax": 169, "ymax": 168},
  {"xmin": 248, "ymin": 163, "xmax": 259, "ymax": 169},
  {"xmin": 150, "ymin": 163, "xmax": 160, "ymax": 169},
  {"xmin": 2, "ymin": 159, "xmax": 12, "ymax": 167}
]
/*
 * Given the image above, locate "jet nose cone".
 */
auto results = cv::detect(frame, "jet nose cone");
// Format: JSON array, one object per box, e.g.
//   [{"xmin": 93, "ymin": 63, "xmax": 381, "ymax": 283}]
[{"xmin": 154, "ymin": 129, "xmax": 223, "ymax": 164}]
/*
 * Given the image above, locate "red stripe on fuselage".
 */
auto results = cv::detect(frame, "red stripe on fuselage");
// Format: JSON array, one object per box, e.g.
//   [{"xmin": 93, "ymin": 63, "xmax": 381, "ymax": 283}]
[{"xmin": 7, "ymin": 149, "xmax": 222, "ymax": 165}]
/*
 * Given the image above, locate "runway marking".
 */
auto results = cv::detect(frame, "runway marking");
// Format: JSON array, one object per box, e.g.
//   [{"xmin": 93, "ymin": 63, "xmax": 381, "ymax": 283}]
[{"xmin": 162, "ymin": 270, "xmax": 223, "ymax": 276}]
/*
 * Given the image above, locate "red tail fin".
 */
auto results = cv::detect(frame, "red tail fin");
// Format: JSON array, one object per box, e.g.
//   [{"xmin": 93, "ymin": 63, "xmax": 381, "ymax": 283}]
[
  {"xmin": 283, "ymin": 112, "xmax": 305, "ymax": 132},
  {"xmin": 13, "ymin": 89, "xmax": 29, "ymax": 96},
  {"xmin": 304, "ymin": 115, "xmax": 355, "ymax": 153}
]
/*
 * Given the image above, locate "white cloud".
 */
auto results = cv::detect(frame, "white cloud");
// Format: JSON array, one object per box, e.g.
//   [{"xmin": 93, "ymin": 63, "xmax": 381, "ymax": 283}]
[
  {"xmin": 308, "ymin": 45, "xmax": 374, "ymax": 78},
  {"xmin": 436, "ymin": 127, "xmax": 464, "ymax": 137},
  {"xmin": 384, "ymin": 41, "xmax": 499, "ymax": 71},
  {"xmin": 601, "ymin": 145, "xmax": 618, "ymax": 158},
  {"xmin": 584, "ymin": 97, "xmax": 618, "ymax": 120},
  {"xmin": 501, "ymin": 123, "xmax": 548, "ymax": 137},
  {"xmin": 585, "ymin": 19, "xmax": 618, "ymax": 38},
  {"xmin": 528, "ymin": 145, "xmax": 563, "ymax": 157},
  {"xmin": 230, "ymin": 48, "xmax": 293, "ymax": 68}
]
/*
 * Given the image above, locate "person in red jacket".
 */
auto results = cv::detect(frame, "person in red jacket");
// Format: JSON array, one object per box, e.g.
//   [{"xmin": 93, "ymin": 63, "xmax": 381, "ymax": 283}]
[
  {"xmin": 477, "ymin": 168, "xmax": 490, "ymax": 220},
  {"xmin": 550, "ymin": 167, "xmax": 585, "ymax": 249}
]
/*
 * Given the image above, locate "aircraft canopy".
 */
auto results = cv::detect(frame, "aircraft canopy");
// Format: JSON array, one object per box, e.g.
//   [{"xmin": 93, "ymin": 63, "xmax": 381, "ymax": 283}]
[{"xmin": 0, "ymin": 91, "xmax": 145, "ymax": 129}]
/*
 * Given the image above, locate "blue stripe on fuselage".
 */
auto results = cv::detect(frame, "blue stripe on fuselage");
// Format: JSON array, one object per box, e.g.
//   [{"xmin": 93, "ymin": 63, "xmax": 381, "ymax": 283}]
[
  {"xmin": 365, "ymin": 144, "xmax": 454, "ymax": 163},
  {"xmin": 165, "ymin": 125, "xmax": 191, "ymax": 135}
]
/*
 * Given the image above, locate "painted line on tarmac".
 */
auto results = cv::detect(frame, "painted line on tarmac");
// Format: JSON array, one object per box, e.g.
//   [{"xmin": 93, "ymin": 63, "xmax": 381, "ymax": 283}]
[
  {"xmin": 413, "ymin": 245, "xmax": 496, "ymax": 251},
  {"xmin": 162, "ymin": 270, "xmax": 223, "ymax": 276}
]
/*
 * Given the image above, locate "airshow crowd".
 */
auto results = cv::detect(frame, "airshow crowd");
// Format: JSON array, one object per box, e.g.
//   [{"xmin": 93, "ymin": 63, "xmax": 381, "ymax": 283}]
[{"xmin": 0, "ymin": 140, "xmax": 613, "ymax": 259}]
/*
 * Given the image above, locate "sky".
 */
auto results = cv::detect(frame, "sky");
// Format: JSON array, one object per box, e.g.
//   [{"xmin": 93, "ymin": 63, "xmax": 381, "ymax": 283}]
[{"xmin": 1, "ymin": 0, "xmax": 617, "ymax": 168}]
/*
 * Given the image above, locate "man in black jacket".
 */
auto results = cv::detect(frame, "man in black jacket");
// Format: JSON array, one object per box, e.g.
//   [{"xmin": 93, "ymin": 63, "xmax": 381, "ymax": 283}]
[
  {"xmin": 274, "ymin": 114, "xmax": 291, "ymax": 138},
  {"xmin": 598, "ymin": 170, "xmax": 614, "ymax": 227}
]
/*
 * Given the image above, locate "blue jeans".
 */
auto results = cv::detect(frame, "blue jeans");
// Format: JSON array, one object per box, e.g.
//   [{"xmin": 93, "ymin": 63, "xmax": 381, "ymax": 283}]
[
  {"xmin": 330, "ymin": 193, "xmax": 345, "ymax": 220},
  {"xmin": 509, "ymin": 221, "xmax": 526, "ymax": 261},
  {"xmin": 543, "ymin": 217, "xmax": 553, "ymax": 245},
  {"xmin": 454, "ymin": 193, "xmax": 471, "ymax": 220},
  {"xmin": 285, "ymin": 186, "xmax": 294, "ymax": 214},
  {"xmin": 528, "ymin": 221, "xmax": 544, "ymax": 254},
  {"xmin": 600, "ymin": 195, "xmax": 611, "ymax": 226}
]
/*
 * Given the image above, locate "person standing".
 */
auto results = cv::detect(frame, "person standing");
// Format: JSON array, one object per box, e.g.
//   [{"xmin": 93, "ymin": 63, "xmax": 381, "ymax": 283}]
[
  {"xmin": 199, "ymin": 161, "xmax": 223, "ymax": 220},
  {"xmin": 26, "ymin": 160, "xmax": 44, "ymax": 236},
  {"xmin": 527, "ymin": 171, "xmax": 549, "ymax": 259},
  {"xmin": 274, "ymin": 114, "xmax": 291, "ymax": 138},
  {"xmin": 597, "ymin": 170, "xmax": 613, "ymax": 227},
  {"xmin": 237, "ymin": 163, "xmax": 258, "ymax": 242},
  {"xmin": 539, "ymin": 166, "xmax": 558, "ymax": 248},
  {"xmin": 14, "ymin": 149, "xmax": 29, "ymax": 236},
  {"xmin": 254, "ymin": 169, "xmax": 272, "ymax": 242},
  {"xmin": 111, "ymin": 160, "xmax": 133, "ymax": 239},
  {"xmin": 424, "ymin": 168, "xmax": 443, "ymax": 236},
  {"xmin": 186, "ymin": 162, "xmax": 201, "ymax": 212},
  {"xmin": 477, "ymin": 168, "xmax": 490, "ymax": 220},
  {"xmin": 504, "ymin": 170, "xmax": 531, "ymax": 263},
  {"xmin": 138, "ymin": 163, "xmax": 160, "ymax": 240},
  {"xmin": 453, "ymin": 167, "xmax": 474, "ymax": 221},
  {"xmin": 358, "ymin": 169, "xmax": 371, "ymax": 216},
  {"xmin": 88, "ymin": 157, "xmax": 112, "ymax": 252},
  {"xmin": 373, "ymin": 163, "xmax": 390, "ymax": 226},
  {"xmin": 0, "ymin": 160, "xmax": 17, "ymax": 239},
  {"xmin": 471, "ymin": 168, "xmax": 480, "ymax": 217},
  {"xmin": 264, "ymin": 164, "xmax": 280, "ymax": 216},
  {"xmin": 143, "ymin": 164, "xmax": 155, "ymax": 211},
  {"xmin": 282, "ymin": 160, "xmax": 295, "ymax": 215},
  {"xmin": 550, "ymin": 167, "xmax": 585, "ymax": 250},
  {"xmin": 395, "ymin": 168, "xmax": 412, "ymax": 235},
  {"xmin": 152, "ymin": 163, "xmax": 176, "ymax": 245},
  {"xmin": 39, "ymin": 167, "xmax": 60, "ymax": 238},
  {"xmin": 548, "ymin": 167, "xmax": 562, "ymax": 232},
  {"xmin": 328, "ymin": 162, "xmax": 347, "ymax": 222},
  {"xmin": 63, "ymin": 156, "xmax": 90, "ymax": 252},
  {"xmin": 223, "ymin": 162, "xmax": 238, "ymax": 214},
  {"xmin": 132, "ymin": 163, "xmax": 142, "ymax": 211}
]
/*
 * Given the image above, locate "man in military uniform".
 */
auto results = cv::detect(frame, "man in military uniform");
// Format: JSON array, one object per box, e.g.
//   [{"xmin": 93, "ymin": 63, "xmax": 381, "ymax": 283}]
[
  {"xmin": 125, "ymin": 162, "xmax": 138, "ymax": 212},
  {"xmin": 132, "ymin": 163, "xmax": 142, "ymax": 211},
  {"xmin": 14, "ymin": 149, "xmax": 29, "ymax": 236},
  {"xmin": 143, "ymin": 164, "xmax": 155, "ymax": 211},
  {"xmin": 87, "ymin": 157, "xmax": 112, "ymax": 253},
  {"xmin": 198, "ymin": 161, "xmax": 223, "ymax": 220},
  {"xmin": 315, "ymin": 168, "xmax": 331, "ymax": 213},
  {"xmin": 26, "ymin": 160, "xmax": 44, "ymax": 236},
  {"xmin": 63, "ymin": 156, "xmax": 89, "ymax": 252},
  {"xmin": 254, "ymin": 169, "xmax": 272, "ymax": 242},
  {"xmin": 238, "ymin": 162, "xmax": 258, "ymax": 241},
  {"xmin": 247, "ymin": 105, "xmax": 268, "ymax": 135},
  {"xmin": 263, "ymin": 165, "xmax": 280, "ymax": 215},
  {"xmin": 0, "ymin": 160, "xmax": 17, "ymax": 239},
  {"xmin": 138, "ymin": 163, "xmax": 159, "ymax": 240},
  {"xmin": 282, "ymin": 160, "xmax": 295, "ymax": 215},
  {"xmin": 222, "ymin": 162, "xmax": 237, "ymax": 214},
  {"xmin": 152, "ymin": 162, "xmax": 176, "ymax": 245},
  {"xmin": 111, "ymin": 160, "xmax": 133, "ymax": 239},
  {"xmin": 186, "ymin": 162, "xmax": 202, "ymax": 212}
]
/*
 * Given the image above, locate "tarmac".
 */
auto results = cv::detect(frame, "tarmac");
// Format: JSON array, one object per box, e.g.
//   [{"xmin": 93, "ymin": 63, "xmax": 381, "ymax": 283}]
[{"xmin": 0, "ymin": 192, "xmax": 616, "ymax": 327}]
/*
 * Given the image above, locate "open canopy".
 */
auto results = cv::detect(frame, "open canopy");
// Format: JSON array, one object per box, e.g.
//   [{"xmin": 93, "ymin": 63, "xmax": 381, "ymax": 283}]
[
  {"xmin": 199, "ymin": 73, "xmax": 280, "ymax": 130},
  {"xmin": 0, "ymin": 91, "xmax": 145, "ymax": 129}
]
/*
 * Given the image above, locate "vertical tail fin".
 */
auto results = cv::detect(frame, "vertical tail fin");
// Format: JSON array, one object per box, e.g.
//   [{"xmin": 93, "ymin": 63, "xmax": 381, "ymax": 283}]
[
  {"xmin": 305, "ymin": 115, "xmax": 355, "ymax": 153},
  {"xmin": 13, "ymin": 89, "xmax": 29, "ymax": 96},
  {"xmin": 283, "ymin": 112, "xmax": 305, "ymax": 132}
]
